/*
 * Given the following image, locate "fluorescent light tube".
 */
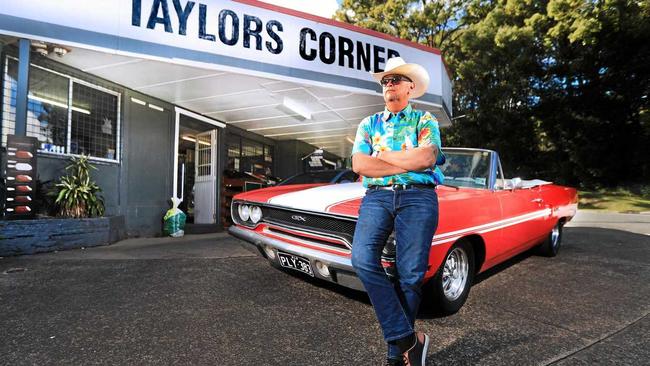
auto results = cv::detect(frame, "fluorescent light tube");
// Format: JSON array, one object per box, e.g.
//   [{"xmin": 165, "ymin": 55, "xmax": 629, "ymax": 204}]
[
  {"xmin": 28, "ymin": 94, "xmax": 90, "ymax": 114},
  {"xmin": 282, "ymin": 97, "xmax": 312, "ymax": 120}
]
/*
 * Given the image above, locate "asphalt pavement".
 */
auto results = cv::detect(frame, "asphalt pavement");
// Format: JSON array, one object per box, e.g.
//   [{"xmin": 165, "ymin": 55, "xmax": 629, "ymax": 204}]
[{"xmin": 1, "ymin": 213, "xmax": 648, "ymax": 365}]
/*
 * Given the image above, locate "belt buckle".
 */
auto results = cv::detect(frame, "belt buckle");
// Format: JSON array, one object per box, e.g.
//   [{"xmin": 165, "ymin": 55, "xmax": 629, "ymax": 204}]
[{"xmin": 392, "ymin": 184, "xmax": 406, "ymax": 191}]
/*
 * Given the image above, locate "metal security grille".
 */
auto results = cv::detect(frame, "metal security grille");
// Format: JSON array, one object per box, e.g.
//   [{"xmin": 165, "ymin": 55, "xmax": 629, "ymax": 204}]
[
  {"xmin": 1, "ymin": 56, "xmax": 121, "ymax": 162},
  {"xmin": 2, "ymin": 58, "xmax": 69, "ymax": 151},
  {"xmin": 1, "ymin": 58, "xmax": 17, "ymax": 147},
  {"xmin": 71, "ymin": 82, "xmax": 118, "ymax": 159},
  {"xmin": 261, "ymin": 206, "xmax": 357, "ymax": 244},
  {"xmin": 197, "ymin": 133, "xmax": 212, "ymax": 176}
]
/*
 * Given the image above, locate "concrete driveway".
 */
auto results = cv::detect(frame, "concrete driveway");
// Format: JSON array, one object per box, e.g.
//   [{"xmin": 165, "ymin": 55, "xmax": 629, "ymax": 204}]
[{"xmin": 1, "ymin": 213, "xmax": 648, "ymax": 365}]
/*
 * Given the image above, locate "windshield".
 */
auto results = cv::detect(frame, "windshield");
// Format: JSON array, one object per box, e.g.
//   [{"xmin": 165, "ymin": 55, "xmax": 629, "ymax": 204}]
[
  {"xmin": 440, "ymin": 149, "xmax": 491, "ymax": 189},
  {"xmin": 278, "ymin": 170, "xmax": 342, "ymax": 185}
]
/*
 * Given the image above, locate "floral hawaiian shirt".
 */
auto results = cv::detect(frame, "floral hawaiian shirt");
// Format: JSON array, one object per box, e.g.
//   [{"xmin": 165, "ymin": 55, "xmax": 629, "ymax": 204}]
[{"xmin": 352, "ymin": 104, "xmax": 445, "ymax": 187}]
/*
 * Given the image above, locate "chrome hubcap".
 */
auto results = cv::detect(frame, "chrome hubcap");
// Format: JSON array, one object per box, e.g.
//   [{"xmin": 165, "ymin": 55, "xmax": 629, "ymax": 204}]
[
  {"xmin": 442, "ymin": 247, "xmax": 469, "ymax": 301},
  {"xmin": 551, "ymin": 224, "xmax": 560, "ymax": 249}
]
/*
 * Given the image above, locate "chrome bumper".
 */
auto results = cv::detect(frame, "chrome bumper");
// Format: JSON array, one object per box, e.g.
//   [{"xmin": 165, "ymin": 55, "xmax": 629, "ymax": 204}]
[{"xmin": 228, "ymin": 225, "xmax": 364, "ymax": 291}]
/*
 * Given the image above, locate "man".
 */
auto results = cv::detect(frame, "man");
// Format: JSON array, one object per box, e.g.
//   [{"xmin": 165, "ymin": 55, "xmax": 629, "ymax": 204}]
[{"xmin": 351, "ymin": 57, "xmax": 445, "ymax": 366}]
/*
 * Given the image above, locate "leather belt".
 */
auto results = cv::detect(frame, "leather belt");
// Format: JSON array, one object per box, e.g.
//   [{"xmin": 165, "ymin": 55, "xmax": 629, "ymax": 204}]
[{"xmin": 367, "ymin": 184, "xmax": 436, "ymax": 191}]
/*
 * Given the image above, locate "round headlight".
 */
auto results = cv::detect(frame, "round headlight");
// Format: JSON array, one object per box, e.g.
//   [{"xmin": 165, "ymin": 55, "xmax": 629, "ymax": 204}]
[
  {"xmin": 250, "ymin": 206, "xmax": 263, "ymax": 223},
  {"xmin": 238, "ymin": 204, "xmax": 250, "ymax": 221}
]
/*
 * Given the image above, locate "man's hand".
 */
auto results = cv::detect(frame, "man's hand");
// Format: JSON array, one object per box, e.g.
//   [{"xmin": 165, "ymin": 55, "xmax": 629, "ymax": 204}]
[
  {"xmin": 377, "ymin": 145, "xmax": 437, "ymax": 171},
  {"xmin": 352, "ymin": 153, "xmax": 407, "ymax": 178}
]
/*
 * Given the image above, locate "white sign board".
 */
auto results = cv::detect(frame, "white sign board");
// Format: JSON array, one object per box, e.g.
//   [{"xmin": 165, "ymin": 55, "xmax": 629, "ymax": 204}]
[{"xmin": 0, "ymin": 0, "xmax": 452, "ymax": 116}]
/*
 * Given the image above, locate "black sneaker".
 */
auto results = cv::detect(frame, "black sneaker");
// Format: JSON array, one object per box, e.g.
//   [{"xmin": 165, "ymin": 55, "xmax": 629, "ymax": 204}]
[
  {"xmin": 402, "ymin": 331, "xmax": 429, "ymax": 366},
  {"xmin": 386, "ymin": 357, "xmax": 405, "ymax": 366}
]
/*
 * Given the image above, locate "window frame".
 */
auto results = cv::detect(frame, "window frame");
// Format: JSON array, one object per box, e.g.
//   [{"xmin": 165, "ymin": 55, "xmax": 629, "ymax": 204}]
[
  {"xmin": 3, "ymin": 55, "xmax": 122, "ymax": 164},
  {"xmin": 227, "ymin": 134, "xmax": 274, "ymax": 175}
]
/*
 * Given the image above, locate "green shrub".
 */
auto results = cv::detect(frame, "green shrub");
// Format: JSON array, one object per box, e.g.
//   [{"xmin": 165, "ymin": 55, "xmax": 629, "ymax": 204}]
[{"xmin": 53, "ymin": 156, "xmax": 105, "ymax": 218}]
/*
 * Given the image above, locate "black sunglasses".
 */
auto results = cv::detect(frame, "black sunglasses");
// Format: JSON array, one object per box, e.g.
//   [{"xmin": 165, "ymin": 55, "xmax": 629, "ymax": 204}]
[{"xmin": 380, "ymin": 75, "xmax": 412, "ymax": 87}]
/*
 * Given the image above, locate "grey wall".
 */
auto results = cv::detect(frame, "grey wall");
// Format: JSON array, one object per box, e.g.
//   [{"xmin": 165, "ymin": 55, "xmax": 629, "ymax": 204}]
[
  {"xmin": 275, "ymin": 140, "xmax": 301, "ymax": 179},
  {"xmin": 36, "ymin": 156, "xmax": 120, "ymax": 216},
  {"xmin": 121, "ymin": 91, "xmax": 174, "ymax": 237}
]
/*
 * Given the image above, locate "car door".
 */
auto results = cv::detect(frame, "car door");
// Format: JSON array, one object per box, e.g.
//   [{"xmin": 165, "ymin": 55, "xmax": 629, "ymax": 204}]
[{"xmin": 493, "ymin": 178, "xmax": 550, "ymax": 260}]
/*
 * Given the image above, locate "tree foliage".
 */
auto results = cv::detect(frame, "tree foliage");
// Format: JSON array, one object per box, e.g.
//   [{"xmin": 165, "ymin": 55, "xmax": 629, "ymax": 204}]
[{"xmin": 335, "ymin": 0, "xmax": 650, "ymax": 188}]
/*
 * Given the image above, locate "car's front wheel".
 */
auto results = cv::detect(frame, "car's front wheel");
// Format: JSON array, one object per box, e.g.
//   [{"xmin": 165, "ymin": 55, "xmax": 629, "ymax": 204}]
[{"xmin": 430, "ymin": 240, "xmax": 475, "ymax": 315}]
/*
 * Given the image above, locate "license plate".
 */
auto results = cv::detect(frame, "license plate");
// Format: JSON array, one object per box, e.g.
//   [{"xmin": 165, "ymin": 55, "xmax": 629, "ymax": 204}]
[{"xmin": 277, "ymin": 252, "xmax": 314, "ymax": 277}]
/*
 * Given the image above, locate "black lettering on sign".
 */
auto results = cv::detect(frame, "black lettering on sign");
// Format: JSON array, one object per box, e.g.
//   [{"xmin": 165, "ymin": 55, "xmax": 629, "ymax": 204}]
[
  {"xmin": 243, "ymin": 14, "xmax": 263, "ymax": 50},
  {"xmin": 266, "ymin": 20, "xmax": 284, "ymax": 54},
  {"xmin": 147, "ymin": 0, "xmax": 173, "ymax": 33},
  {"xmin": 172, "ymin": 0, "xmax": 195, "ymax": 36},
  {"xmin": 387, "ymin": 48, "xmax": 400, "ymax": 61},
  {"xmin": 199, "ymin": 4, "xmax": 215, "ymax": 41},
  {"xmin": 319, "ymin": 32, "xmax": 335, "ymax": 65},
  {"xmin": 338, "ymin": 36, "xmax": 354, "ymax": 68},
  {"xmin": 357, "ymin": 41, "xmax": 371, "ymax": 71},
  {"xmin": 132, "ymin": 0, "xmax": 142, "ymax": 26},
  {"xmin": 219, "ymin": 9, "xmax": 239, "ymax": 46},
  {"xmin": 299, "ymin": 27, "xmax": 317, "ymax": 61},
  {"xmin": 373, "ymin": 45, "xmax": 386, "ymax": 72}
]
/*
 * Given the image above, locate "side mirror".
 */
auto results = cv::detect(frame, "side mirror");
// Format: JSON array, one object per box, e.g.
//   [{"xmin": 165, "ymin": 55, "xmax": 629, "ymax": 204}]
[{"xmin": 510, "ymin": 177, "xmax": 522, "ymax": 190}]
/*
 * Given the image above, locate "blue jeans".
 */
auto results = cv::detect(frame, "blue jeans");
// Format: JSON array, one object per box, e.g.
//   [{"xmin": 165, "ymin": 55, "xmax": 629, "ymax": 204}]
[{"xmin": 351, "ymin": 187, "xmax": 439, "ymax": 358}]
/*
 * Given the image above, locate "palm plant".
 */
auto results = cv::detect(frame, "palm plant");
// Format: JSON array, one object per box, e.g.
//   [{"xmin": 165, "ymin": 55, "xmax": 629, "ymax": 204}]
[{"xmin": 54, "ymin": 155, "xmax": 105, "ymax": 218}]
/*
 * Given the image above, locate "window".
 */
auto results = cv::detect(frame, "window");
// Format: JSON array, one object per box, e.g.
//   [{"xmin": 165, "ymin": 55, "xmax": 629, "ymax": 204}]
[
  {"xmin": 242, "ymin": 139, "xmax": 264, "ymax": 174},
  {"xmin": 226, "ymin": 135, "xmax": 274, "ymax": 176},
  {"xmin": 70, "ymin": 82, "xmax": 119, "ymax": 159},
  {"xmin": 196, "ymin": 133, "xmax": 212, "ymax": 176},
  {"xmin": 2, "ymin": 56, "xmax": 121, "ymax": 162},
  {"xmin": 226, "ymin": 139, "xmax": 241, "ymax": 171}
]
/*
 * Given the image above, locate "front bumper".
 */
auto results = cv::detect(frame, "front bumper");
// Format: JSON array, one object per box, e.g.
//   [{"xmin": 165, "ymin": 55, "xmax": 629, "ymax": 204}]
[{"xmin": 228, "ymin": 225, "xmax": 364, "ymax": 291}]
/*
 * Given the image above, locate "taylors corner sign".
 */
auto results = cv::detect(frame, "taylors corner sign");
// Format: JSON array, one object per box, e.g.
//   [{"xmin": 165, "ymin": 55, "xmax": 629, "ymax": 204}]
[{"xmin": 0, "ymin": 0, "xmax": 452, "ymax": 115}]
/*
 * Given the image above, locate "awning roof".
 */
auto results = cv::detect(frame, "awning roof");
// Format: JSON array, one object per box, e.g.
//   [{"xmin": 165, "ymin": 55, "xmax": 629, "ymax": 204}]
[{"xmin": 0, "ymin": 0, "xmax": 453, "ymax": 158}]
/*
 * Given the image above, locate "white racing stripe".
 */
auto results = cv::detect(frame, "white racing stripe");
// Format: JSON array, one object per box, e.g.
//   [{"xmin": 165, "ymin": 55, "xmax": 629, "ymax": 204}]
[
  {"xmin": 268, "ymin": 183, "xmax": 366, "ymax": 213},
  {"xmin": 434, "ymin": 209, "xmax": 552, "ymax": 240},
  {"xmin": 431, "ymin": 209, "xmax": 552, "ymax": 246},
  {"xmin": 266, "ymin": 184, "xmax": 554, "ymax": 247}
]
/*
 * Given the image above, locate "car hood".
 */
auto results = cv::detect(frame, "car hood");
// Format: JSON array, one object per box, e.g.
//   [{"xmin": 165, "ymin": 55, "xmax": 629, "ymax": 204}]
[
  {"xmin": 233, "ymin": 182, "xmax": 469, "ymax": 218},
  {"xmin": 234, "ymin": 182, "xmax": 365, "ymax": 217}
]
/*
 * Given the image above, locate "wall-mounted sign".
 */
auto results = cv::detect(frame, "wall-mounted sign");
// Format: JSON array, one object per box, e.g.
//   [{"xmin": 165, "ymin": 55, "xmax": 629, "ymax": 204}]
[
  {"xmin": 0, "ymin": 0, "xmax": 452, "ymax": 117},
  {"xmin": 4, "ymin": 135, "xmax": 38, "ymax": 219}
]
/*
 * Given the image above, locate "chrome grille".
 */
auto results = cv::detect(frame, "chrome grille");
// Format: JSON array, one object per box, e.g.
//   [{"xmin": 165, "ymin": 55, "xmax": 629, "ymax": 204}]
[
  {"xmin": 261, "ymin": 206, "xmax": 356, "ymax": 244},
  {"xmin": 266, "ymin": 228, "xmax": 351, "ymax": 252}
]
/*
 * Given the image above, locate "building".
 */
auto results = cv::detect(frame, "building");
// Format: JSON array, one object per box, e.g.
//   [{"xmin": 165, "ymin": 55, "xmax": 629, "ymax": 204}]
[{"xmin": 0, "ymin": 0, "xmax": 452, "ymax": 237}]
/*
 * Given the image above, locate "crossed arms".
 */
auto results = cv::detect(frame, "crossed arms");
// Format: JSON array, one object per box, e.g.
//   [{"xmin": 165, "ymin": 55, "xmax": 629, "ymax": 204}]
[{"xmin": 352, "ymin": 145, "xmax": 438, "ymax": 178}]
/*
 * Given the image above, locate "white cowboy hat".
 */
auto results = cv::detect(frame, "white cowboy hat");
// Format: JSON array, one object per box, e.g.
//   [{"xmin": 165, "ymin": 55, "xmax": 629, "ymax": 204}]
[{"xmin": 371, "ymin": 57, "xmax": 430, "ymax": 98}]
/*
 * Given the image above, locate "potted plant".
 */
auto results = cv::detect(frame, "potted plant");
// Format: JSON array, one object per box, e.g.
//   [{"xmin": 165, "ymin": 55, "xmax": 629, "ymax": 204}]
[
  {"xmin": 53, "ymin": 155, "xmax": 105, "ymax": 218},
  {"xmin": 1, "ymin": 155, "xmax": 125, "ymax": 256}
]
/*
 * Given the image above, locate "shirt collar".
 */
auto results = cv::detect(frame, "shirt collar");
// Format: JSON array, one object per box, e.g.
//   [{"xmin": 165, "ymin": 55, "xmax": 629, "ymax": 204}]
[{"xmin": 382, "ymin": 104, "xmax": 413, "ymax": 122}]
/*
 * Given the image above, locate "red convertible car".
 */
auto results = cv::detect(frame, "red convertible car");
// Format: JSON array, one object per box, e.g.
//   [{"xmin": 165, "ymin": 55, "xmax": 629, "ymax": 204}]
[{"xmin": 228, "ymin": 148, "xmax": 578, "ymax": 314}]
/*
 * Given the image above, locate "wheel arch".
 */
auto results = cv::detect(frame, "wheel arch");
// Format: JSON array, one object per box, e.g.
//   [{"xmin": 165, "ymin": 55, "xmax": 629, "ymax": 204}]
[{"xmin": 458, "ymin": 234, "xmax": 486, "ymax": 274}]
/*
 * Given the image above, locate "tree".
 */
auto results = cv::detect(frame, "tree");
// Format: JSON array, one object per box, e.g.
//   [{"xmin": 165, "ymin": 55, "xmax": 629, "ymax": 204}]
[
  {"xmin": 334, "ymin": 0, "xmax": 466, "ymax": 50},
  {"xmin": 336, "ymin": 0, "xmax": 650, "ymax": 187}
]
